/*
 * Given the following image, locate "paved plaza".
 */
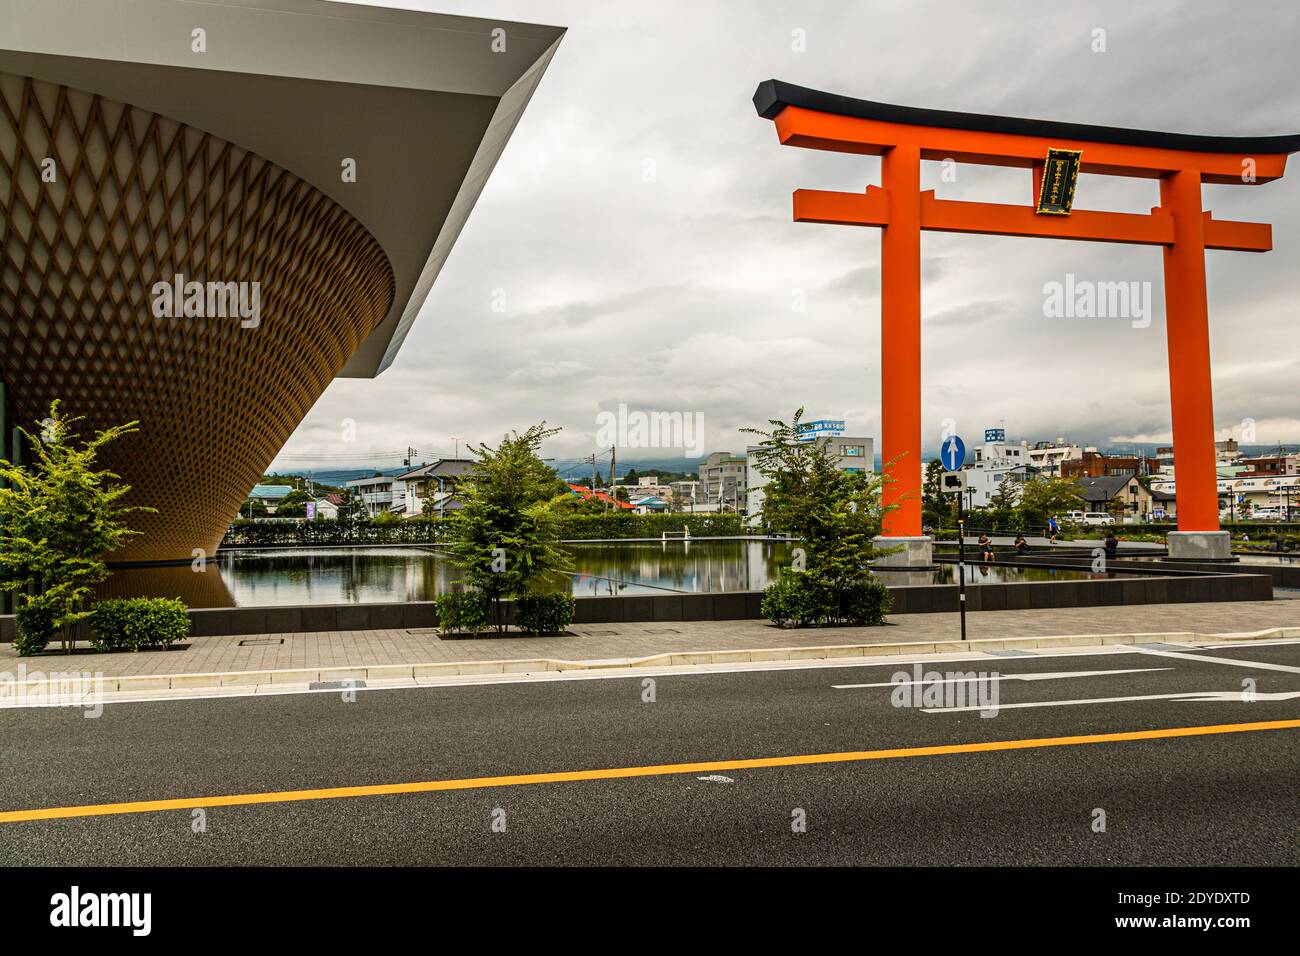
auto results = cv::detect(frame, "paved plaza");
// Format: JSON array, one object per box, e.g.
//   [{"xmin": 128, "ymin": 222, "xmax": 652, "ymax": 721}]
[{"xmin": 5, "ymin": 598, "xmax": 1296, "ymax": 680}]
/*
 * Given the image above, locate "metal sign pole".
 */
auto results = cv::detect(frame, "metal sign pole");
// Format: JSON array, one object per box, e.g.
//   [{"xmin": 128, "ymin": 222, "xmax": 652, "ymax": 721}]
[
  {"xmin": 940, "ymin": 434, "xmax": 969, "ymax": 643},
  {"xmin": 957, "ymin": 487, "xmax": 967, "ymax": 641}
]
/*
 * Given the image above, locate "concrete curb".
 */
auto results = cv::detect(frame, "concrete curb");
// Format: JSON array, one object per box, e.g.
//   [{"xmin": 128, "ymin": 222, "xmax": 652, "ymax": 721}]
[{"xmin": 5, "ymin": 626, "xmax": 1298, "ymax": 698}]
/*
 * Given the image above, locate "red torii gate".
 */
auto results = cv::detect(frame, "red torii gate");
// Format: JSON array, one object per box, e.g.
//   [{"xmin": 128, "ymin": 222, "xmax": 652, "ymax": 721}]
[{"xmin": 755, "ymin": 80, "xmax": 1299, "ymax": 560}]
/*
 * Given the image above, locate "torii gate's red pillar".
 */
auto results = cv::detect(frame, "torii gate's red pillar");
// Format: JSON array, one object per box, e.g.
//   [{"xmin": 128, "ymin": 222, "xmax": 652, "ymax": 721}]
[
  {"xmin": 1161, "ymin": 169, "xmax": 1221, "ymax": 533},
  {"xmin": 880, "ymin": 143, "xmax": 923, "ymax": 537}
]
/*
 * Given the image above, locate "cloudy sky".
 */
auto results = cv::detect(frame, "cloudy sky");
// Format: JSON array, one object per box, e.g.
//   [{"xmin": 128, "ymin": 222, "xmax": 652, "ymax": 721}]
[{"xmin": 274, "ymin": 0, "xmax": 1300, "ymax": 478}]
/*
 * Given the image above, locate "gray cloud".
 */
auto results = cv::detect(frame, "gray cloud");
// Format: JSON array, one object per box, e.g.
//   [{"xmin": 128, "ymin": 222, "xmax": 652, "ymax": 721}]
[{"xmin": 277, "ymin": 0, "xmax": 1300, "ymax": 471}]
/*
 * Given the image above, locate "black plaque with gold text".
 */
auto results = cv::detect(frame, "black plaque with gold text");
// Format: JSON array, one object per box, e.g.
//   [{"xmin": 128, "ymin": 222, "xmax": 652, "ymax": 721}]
[{"xmin": 1035, "ymin": 148, "xmax": 1082, "ymax": 215}]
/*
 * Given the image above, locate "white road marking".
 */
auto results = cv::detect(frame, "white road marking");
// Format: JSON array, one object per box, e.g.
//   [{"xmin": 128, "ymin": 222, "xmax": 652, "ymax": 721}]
[
  {"xmin": 923, "ymin": 690, "xmax": 1300, "ymax": 714},
  {"xmin": 1132, "ymin": 646, "xmax": 1300, "ymax": 674},
  {"xmin": 1, "ymin": 647, "xmax": 1142, "ymax": 709},
  {"xmin": 1202, "ymin": 639, "xmax": 1300, "ymax": 650},
  {"xmin": 832, "ymin": 667, "xmax": 1170, "ymax": 690},
  {"xmin": 2, "ymin": 642, "xmax": 1295, "ymax": 710},
  {"xmin": 1177, "ymin": 691, "xmax": 1300, "ymax": 703},
  {"xmin": 697, "ymin": 775, "xmax": 734, "ymax": 784}
]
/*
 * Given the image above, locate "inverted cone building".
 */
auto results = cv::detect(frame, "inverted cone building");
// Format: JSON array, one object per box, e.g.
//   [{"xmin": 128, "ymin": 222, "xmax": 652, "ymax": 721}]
[{"xmin": 0, "ymin": 0, "xmax": 564, "ymax": 561}]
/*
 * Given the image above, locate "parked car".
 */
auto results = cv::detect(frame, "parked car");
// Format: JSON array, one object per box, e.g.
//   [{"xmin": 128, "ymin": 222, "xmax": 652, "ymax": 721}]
[
  {"xmin": 1080, "ymin": 512, "xmax": 1115, "ymax": 526},
  {"xmin": 1250, "ymin": 509, "xmax": 1283, "ymax": 522}
]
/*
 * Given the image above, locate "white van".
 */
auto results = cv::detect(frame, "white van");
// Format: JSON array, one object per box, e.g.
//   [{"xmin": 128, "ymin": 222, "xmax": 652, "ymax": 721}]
[{"xmin": 1064, "ymin": 511, "xmax": 1112, "ymax": 526}]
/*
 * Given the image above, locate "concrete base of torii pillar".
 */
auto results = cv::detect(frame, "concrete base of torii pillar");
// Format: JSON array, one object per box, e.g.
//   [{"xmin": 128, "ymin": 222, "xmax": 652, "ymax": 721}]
[
  {"xmin": 1167, "ymin": 530, "xmax": 1232, "ymax": 561},
  {"xmin": 872, "ymin": 535, "xmax": 937, "ymax": 570}
]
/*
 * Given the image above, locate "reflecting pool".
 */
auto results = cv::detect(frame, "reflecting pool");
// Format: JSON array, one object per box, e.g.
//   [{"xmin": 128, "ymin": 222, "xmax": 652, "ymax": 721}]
[{"xmin": 28, "ymin": 541, "xmax": 1148, "ymax": 609}]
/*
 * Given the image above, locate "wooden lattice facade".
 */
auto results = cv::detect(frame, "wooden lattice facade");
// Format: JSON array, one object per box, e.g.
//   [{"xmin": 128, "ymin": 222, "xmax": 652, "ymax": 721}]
[{"xmin": 0, "ymin": 73, "xmax": 396, "ymax": 561}]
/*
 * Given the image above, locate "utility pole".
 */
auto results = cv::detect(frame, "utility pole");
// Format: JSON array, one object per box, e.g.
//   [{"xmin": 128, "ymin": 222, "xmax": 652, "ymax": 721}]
[{"xmin": 609, "ymin": 445, "xmax": 616, "ymax": 512}]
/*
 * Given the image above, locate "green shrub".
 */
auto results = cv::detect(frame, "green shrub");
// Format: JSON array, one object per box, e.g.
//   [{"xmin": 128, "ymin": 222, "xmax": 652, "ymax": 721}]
[
  {"xmin": 761, "ymin": 573, "xmax": 833, "ymax": 628},
  {"xmin": 13, "ymin": 597, "xmax": 58, "ymax": 656},
  {"xmin": 832, "ymin": 578, "xmax": 893, "ymax": 626},
  {"xmin": 88, "ymin": 597, "xmax": 190, "ymax": 652},
  {"xmin": 88, "ymin": 599, "xmax": 131, "ymax": 652},
  {"xmin": 761, "ymin": 574, "xmax": 891, "ymax": 628},
  {"xmin": 514, "ymin": 593, "xmax": 576, "ymax": 635},
  {"xmin": 435, "ymin": 590, "xmax": 491, "ymax": 635}
]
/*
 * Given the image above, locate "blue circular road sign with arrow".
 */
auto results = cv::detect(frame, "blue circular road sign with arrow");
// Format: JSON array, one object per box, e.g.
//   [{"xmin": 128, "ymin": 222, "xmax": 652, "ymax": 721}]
[{"xmin": 941, "ymin": 434, "xmax": 967, "ymax": 472}]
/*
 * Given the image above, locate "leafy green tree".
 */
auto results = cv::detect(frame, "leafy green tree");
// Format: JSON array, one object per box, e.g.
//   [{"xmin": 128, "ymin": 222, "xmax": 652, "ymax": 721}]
[
  {"xmin": 240, "ymin": 498, "xmax": 269, "ymax": 518},
  {"xmin": 1016, "ymin": 476, "xmax": 1083, "ymax": 530},
  {"xmin": 333, "ymin": 491, "xmax": 370, "ymax": 543},
  {"xmin": 337, "ymin": 491, "xmax": 367, "ymax": 523},
  {"xmin": 742, "ymin": 408, "xmax": 897, "ymax": 587},
  {"xmin": 557, "ymin": 491, "xmax": 606, "ymax": 514},
  {"xmin": 275, "ymin": 489, "xmax": 310, "ymax": 518},
  {"xmin": 987, "ymin": 479, "xmax": 1020, "ymax": 530},
  {"xmin": 446, "ymin": 423, "xmax": 574, "ymax": 631},
  {"xmin": 0, "ymin": 401, "xmax": 151, "ymax": 654}
]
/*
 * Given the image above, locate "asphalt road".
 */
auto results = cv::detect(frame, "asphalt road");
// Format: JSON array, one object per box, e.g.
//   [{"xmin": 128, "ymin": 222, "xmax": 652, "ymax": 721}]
[{"xmin": 1, "ymin": 642, "xmax": 1297, "ymax": 865}]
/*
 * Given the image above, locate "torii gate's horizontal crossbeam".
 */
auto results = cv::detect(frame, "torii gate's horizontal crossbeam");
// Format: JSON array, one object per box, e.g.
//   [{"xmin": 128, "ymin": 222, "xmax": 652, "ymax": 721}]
[{"xmin": 793, "ymin": 187, "xmax": 1273, "ymax": 252}]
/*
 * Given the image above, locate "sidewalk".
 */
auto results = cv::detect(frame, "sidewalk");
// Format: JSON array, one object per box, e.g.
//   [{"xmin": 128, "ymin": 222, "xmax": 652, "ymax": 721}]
[{"xmin": 5, "ymin": 598, "xmax": 1298, "ymax": 680}]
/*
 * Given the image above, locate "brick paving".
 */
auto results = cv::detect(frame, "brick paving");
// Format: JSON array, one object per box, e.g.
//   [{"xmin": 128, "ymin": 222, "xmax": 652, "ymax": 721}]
[{"xmin": 4, "ymin": 599, "xmax": 1298, "ymax": 679}]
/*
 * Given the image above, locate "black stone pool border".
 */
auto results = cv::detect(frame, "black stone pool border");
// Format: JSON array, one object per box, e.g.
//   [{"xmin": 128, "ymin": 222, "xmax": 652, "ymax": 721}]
[{"xmin": 0, "ymin": 562, "xmax": 1273, "ymax": 640}]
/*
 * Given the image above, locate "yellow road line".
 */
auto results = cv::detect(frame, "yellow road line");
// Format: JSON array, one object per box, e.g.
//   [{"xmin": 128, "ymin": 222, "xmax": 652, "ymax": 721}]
[{"xmin": 3, "ymin": 719, "xmax": 1297, "ymax": 824}]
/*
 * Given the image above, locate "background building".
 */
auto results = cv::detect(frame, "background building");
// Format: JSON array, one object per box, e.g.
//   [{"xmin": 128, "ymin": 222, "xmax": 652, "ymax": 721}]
[
  {"xmin": 1024, "ymin": 439, "xmax": 1084, "ymax": 476},
  {"xmin": 394, "ymin": 459, "xmax": 477, "ymax": 517},
  {"xmin": 963, "ymin": 435, "xmax": 1038, "ymax": 508},
  {"xmin": 746, "ymin": 434, "xmax": 873, "ymax": 525},
  {"xmin": 1061, "ymin": 450, "xmax": 1148, "ymax": 478},
  {"xmin": 345, "ymin": 475, "xmax": 398, "ymax": 517},
  {"xmin": 698, "ymin": 452, "xmax": 747, "ymax": 510}
]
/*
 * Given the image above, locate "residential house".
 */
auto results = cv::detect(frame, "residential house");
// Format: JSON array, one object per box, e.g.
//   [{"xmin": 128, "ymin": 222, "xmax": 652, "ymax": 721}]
[
  {"xmin": 1075, "ymin": 472, "xmax": 1174, "ymax": 521},
  {"xmin": 247, "ymin": 483, "xmax": 296, "ymax": 514},
  {"xmin": 393, "ymin": 459, "xmax": 477, "ymax": 517}
]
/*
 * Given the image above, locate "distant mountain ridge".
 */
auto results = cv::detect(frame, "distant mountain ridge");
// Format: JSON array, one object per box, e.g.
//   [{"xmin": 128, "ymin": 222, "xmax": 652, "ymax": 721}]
[{"xmin": 270, "ymin": 442, "xmax": 1300, "ymax": 488}]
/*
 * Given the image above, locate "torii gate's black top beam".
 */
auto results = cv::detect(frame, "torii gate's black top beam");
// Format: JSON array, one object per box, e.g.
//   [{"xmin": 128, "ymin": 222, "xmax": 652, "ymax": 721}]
[{"xmin": 754, "ymin": 79, "xmax": 1300, "ymax": 155}]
